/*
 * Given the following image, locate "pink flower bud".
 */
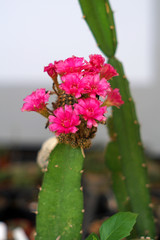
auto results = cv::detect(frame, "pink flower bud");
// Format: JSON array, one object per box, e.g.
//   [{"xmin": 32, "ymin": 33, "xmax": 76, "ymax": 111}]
[{"xmin": 44, "ymin": 63, "xmax": 57, "ymax": 79}]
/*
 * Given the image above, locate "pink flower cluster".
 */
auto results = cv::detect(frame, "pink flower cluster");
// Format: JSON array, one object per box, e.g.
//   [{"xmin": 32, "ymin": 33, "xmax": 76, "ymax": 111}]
[{"xmin": 22, "ymin": 54, "xmax": 124, "ymax": 145}]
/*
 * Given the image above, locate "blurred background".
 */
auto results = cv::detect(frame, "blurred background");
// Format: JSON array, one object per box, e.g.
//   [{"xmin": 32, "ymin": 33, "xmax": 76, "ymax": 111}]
[{"xmin": 0, "ymin": 0, "xmax": 160, "ymax": 239}]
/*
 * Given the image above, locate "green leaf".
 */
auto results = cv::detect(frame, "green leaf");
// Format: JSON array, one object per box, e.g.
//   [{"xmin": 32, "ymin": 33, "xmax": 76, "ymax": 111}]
[
  {"xmin": 86, "ymin": 233, "xmax": 100, "ymax": 240},
  {"xmin": 100, "ymin": 212, "xmax": 137, "ymax": 240}
]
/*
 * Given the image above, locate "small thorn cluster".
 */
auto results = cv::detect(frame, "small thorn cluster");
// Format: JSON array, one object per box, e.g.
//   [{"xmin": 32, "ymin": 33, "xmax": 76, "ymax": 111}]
[{"xmin": 21, "ymin": 54, "xmax": 124, "ymax": 148}]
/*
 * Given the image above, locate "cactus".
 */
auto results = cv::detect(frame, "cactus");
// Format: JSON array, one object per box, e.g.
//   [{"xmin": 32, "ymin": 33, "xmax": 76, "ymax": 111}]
[
  {"xmin": 79, "ymin": 0, "xmax": 156, "ymax": 238},
  {"xmin": 78, "ymin": 0, "xmax": 117, "ymax": 57},
  {"xmin": 79, "ymin": 0, "xmax": 117, "ymax": 56},
  {"xmin": 105, "ymin": 117, "xmax": 130, "ymax": 212},
  {"xmin": 22, "ymin": 54, "xmax": 122, "ymax": 239},
  {"xmin": 105, "ymin": 121, "xmax": 131, "ymax": 212},
  {"xmin": 105, "ymin": 117, "xmax": 137, "ymax": 239},
  {"xmin": 108, "ymin": 57, "xmax": 156, "ymax": 237},
  {"xmin": 35, "ymin": 143, "xmax": 84, "ymax": 240}
]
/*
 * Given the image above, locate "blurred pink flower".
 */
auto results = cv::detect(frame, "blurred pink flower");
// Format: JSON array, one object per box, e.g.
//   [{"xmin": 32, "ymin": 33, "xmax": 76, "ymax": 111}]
[
  {"xmin": 74, "ymin": 98, "xmax": 107, "ymax": 128},
  {"xmin": 54, "ymin": 56, "xmax": 85, "ymax": 75},
  {"xmin": 60, "ymin": 73, "xmax": 85, "ymax": 98},
  {"xmin": 84, "ymin": 54, "xmax": 105, "ymax": 74},
  {"xmin": 44, "ymin": 63, "xmax": 57, "ymax": 78},
  {"xmin": 49, "ymin": 105, "xmax": 81, "ymax": 135},
  {"xmin": 100, "ymin": 64, "xmax": 118, "ymax": 80},
  {"xmin": 21, "ymin": 88, "xmax": 50, "ymax": 112},
  {"xmin": 83, "ymin": 74, "xmax": 111, "ymax": 98},
  {"xmin": 89, "ymin": 54, "xmax": 105, "ymax": 68},
  {"xmin": 104, "ymin": 88, "xmax": 124, "ymax": 108}
]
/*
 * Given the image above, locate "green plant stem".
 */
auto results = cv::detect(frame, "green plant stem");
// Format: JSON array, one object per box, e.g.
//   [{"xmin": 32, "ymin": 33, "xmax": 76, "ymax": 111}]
[
  {"xmin": 105, "ymin": 140, "xmax": 131, "ymax": 212},
  {"xmin": 35, "ymin": 143, "xmax": 84, "ymax": 240},
  {"xmin": 108, "ymin": 57, "xmax": 155, "ymax": 237},
  {"xmin": 79, "ymin": 0, "xmax": 156, "ymax": 237},
  {"xmin": 79, "ymin": 0, "xmax": 117, "ymax": 57}
]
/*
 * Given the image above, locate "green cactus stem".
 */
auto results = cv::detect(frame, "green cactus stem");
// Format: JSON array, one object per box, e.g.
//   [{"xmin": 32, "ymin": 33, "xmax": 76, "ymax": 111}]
[
  {"xmin": 105, "ymin": 130, "xmax": 131, "ymax": 212},
  {"xmin": 79, "ymin": 0, "xmax": 156, "ymax": 238},
  {"xmin": 108, "ymin": 57, "xmax": 155, "ymax": 237},
  {"xmin": 105, "ymin": 117, "xmax": 130, "ymax": 212},
  {"xmin": 35, "ymin": 143, "xmax": 84, "ymax": 240},
  {"xmin": 105, "ymin": 117, "xmax": 137, "ymax": 239},
  {"xmin": 79, "ymin": 0, "xmax": 117, "ymax": 57}
]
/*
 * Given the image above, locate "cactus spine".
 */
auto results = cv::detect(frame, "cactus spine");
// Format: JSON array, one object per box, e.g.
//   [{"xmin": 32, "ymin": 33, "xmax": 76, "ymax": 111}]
[
  {"xmin": 79, "ymin": 0, "xmax": 156, "ymax": 238},
  {"xmin": 35, "ymin": 143, "xmax": 84, "ymax": 240}
]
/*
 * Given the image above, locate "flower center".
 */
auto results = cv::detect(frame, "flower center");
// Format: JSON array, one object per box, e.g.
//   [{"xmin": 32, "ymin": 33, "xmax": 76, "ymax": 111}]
[
  {"xmin": 62, "ymin": 118, "xmax": 70, "ymax": 127},
  {"xmin": 91, "ymin": 85, "xmax": 97, "ymax": 90},
  {"xmin": 71, "ymin": 83, "xmax": 78, "ymax": 88}
]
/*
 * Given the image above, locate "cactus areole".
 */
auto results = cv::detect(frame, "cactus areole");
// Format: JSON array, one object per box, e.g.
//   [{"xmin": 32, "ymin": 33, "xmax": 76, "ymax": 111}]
[{"xmin": 21, "ymin": 54, "xmax": 123, "ymax": 239}]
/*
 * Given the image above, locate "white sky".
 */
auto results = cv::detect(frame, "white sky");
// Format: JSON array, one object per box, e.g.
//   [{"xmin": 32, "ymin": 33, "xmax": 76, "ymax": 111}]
[{"xmin": 0, "ymin": 0, "xmax": 154, "ymax": 87}]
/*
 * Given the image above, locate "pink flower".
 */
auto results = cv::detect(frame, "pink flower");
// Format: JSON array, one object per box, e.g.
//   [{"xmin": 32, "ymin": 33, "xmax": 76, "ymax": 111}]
[
  {"xmin": 83, "ymin": 74, "xmax": 111, "ymax": 98},
  {"xmin": 21, "ymin": 88, "xmax": 50, "ymax": 112},
  {"xmin": 84, "ymin": 54, "xmax": 105, "ymax": 74},
  {"xmin": 44, "ymin": 63, "xmax": 57, "ymax": 78},
  {"xmin": 54, "ymin": 56, "xmax": 85, "ymax": 75},
  {"xmin": 49, "ymin": 105, "xmax": 81, "ymax": 136},
  {"xmin": 60, "ymin": 73, "xmax": 85, "ymax": 98},
  {"xmin": 104, "ymin": 88, "xmax": 124, "ymax": 108},
  {"xmin": 100, "ymin": 64, "xmax": 119, "ymax": 80},
  {"xmin": 74, "ymin": 98, "xmax": 107, "ymax": 128},
  {"xmin": 89, "ymin": 54, "xmax": 105, "ymax": 68}
]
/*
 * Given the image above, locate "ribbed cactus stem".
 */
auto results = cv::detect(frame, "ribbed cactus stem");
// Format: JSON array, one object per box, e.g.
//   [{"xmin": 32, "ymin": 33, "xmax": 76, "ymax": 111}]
[
  {"xmin": 80, "ymin": 0, "xmax": 117, "ymax": 57},
  {"xmin": 108, "ymin": 57, "xmax": 155, "ymax": 237},
  {"xmin": 106, "ymin": 118, "xmax": 138, "ymax": 238},
  {"xmin": 79, "ymin": 0, "xmax": 156, "ymax": 238},
  {"xmin": 35, "ymin": 143, "xmax": 84, "ymax": 240},
  {"xmin": 105, "ymin": 133, "xmax": 131, "ymax": 212},
  {"xmin": 105, "ymin": 117, "xmax": 131, "ymax": 212}
]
